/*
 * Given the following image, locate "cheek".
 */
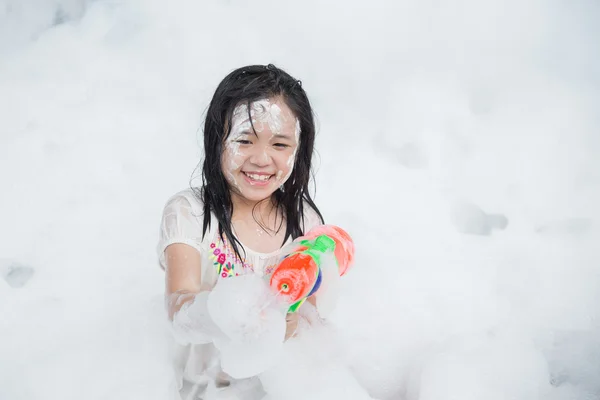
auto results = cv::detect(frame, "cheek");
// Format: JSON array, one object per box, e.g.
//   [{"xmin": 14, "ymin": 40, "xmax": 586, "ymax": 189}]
[
  {"xmin": 277, "ymin": 150, "xmax": 295, "ymax": 169},
  {"xmin": 275, "ymin": 149, "xmax": 297, "ymax": 181},
  {"xmin": 285, "ymin": 151, "xmax": 296, "ymax": 170},
  {"xmin": 222, "ymin": 145, "xmax": 246, "ymax": 171}
]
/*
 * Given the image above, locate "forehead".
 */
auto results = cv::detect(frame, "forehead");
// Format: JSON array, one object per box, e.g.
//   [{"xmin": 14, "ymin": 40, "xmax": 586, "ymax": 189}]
[{"xmin": 230, "ymin": 97, "xmax": 298, "ymax": 134}]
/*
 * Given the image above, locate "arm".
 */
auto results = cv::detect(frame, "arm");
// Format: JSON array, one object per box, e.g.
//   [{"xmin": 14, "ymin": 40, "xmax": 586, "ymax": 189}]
[
  {"xmin": 305, "ymin": 294, "xmax": 323, "ymax": 323},
  {"xmin": 164, "ymin": 243, "xmax": 203, "ymax": 319},
  {"xmin": 164, "ymin": 243, "xmax": 223, "ymax": 344}
]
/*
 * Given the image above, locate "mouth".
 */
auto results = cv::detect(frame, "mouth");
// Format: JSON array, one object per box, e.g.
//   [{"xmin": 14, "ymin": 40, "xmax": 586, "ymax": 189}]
[{"xmin": 242, "ymin": 171, "xmax": 274, "ymax": 186}]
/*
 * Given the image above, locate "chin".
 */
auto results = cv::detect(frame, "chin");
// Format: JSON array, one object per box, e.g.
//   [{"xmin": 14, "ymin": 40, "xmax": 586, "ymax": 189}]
[{"xmin": 237, "ymin": 189, "xmax": 277, "ymax": 203}]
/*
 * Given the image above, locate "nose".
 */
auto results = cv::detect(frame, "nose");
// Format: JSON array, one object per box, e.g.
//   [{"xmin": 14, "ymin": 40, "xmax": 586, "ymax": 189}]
[{"xmin": 248, "ymin": 145, "xmax": 271, "ymax": 167}]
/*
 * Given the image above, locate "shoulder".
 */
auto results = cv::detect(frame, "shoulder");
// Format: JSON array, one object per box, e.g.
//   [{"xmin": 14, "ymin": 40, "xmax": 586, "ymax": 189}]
[
  {"xmin": 161, "ymin": 188, "xmax": 206, "ymax": 218},
  {"xmin": 164, "ymin": 188, "xmax": 203, "ymax": 209},
  {"xmin": 159, "ymin": 187, "xmax": 210, "ymax": 237}
]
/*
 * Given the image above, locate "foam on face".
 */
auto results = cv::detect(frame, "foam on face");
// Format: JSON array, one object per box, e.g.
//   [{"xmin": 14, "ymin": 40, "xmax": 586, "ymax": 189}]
[
  {"xmin": 224, "ymin": 137, "xmax": 244, "ymax": 194},
  {"xmin": 251, "ymin": 99, "xmax": 285, "ymax": 135},
  {"xmin": 275, "ymin": 118, "xmax": 300, "ymax": 185},
  {"xmin": 224, "ymin": 98, "xmax": 300, "ymax": 195}
]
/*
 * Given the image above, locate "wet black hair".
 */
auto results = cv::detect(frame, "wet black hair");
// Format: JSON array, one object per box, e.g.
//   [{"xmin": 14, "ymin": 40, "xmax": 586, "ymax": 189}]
[{"xmin": 192, "ymin": 64, "xmax": 324, "ymax": 263}]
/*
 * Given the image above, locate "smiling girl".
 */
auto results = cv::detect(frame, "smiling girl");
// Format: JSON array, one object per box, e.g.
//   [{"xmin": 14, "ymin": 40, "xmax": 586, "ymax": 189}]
[{"xmin": 157, "ymin": 64, "xmax": 325, "ymax": 399}]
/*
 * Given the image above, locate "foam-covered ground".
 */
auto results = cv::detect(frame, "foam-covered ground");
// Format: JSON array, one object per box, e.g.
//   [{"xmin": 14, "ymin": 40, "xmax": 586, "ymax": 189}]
[{"xmin": 1, "ymin": 0, "xmax": 599, "ymax": 399}]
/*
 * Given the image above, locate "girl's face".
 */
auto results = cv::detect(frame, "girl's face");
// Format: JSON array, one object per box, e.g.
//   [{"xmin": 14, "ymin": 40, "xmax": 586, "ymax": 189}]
[{"xmin": 221, "ymin": 96, "xmax": 300, "ymax": 203}]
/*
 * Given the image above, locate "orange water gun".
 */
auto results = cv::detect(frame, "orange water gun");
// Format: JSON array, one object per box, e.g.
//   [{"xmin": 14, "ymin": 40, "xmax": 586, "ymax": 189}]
[{"xmin": 269, "ymin": 225, "xmax": 355, "ymax": 313}]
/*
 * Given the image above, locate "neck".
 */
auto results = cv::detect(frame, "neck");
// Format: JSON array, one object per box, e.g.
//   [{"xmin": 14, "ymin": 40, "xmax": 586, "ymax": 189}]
[{"xmin": 230, "ymin": 192, "xmax": 278, "ymax": 222}]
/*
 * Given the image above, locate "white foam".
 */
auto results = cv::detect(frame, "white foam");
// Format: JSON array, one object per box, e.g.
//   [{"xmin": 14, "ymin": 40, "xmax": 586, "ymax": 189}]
[
  {"xmin": 208, "ymin": 274, "xmax": 287, "ymax": 379},
  {"xmin": 0, "ymin": 0, "xmax": 598, "ymax": 399}
]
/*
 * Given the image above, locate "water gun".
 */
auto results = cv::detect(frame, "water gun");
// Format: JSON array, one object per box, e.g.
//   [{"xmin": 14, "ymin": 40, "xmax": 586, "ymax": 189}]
[{"xmin": 269, "ymin": 225, "xmax": 355, "ymax": 313}]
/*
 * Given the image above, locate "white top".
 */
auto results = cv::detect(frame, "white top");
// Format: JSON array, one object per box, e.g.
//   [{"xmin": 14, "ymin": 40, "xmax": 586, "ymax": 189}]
[{"xmin": 156, "ymin": 188, "xmax": 323, "ymax": 398}]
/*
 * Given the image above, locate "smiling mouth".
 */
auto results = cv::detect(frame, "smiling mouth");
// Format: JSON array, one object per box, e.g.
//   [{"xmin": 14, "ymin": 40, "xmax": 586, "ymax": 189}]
[{"xmin": 243, "ymin": 172, "xmax": 274, "ymax": 184}]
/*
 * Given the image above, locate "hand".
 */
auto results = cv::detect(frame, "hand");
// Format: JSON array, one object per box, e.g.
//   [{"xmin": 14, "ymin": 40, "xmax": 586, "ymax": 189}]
[
  {"xmin": 284, "ymin": 312, "xmax": 299, "ymax": 340},
  {"xmin": 170, "ymin": 291, "xmax": 224, "ymax": 345}
]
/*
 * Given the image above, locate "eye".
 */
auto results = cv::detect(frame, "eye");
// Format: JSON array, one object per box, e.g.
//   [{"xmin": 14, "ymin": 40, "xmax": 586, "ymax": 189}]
[
  {"xmin": 236, "ymin": 139, "xmax": 252, "ymax": 145},
  {"xmin": 274, "ymin": 143, "xmax": 290, "ymax": 149}
]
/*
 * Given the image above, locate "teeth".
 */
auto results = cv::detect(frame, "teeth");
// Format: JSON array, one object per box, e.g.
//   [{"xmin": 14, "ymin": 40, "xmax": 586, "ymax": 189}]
[{"xmin": 245, "ymin": 173, "xmax": 270, "ymax": 181}]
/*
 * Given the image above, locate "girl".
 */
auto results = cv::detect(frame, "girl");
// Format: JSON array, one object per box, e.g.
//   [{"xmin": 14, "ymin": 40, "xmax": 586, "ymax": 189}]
[{"xmin": 157, "ymin": 64, "xmax": 325, "ymax": 399}]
